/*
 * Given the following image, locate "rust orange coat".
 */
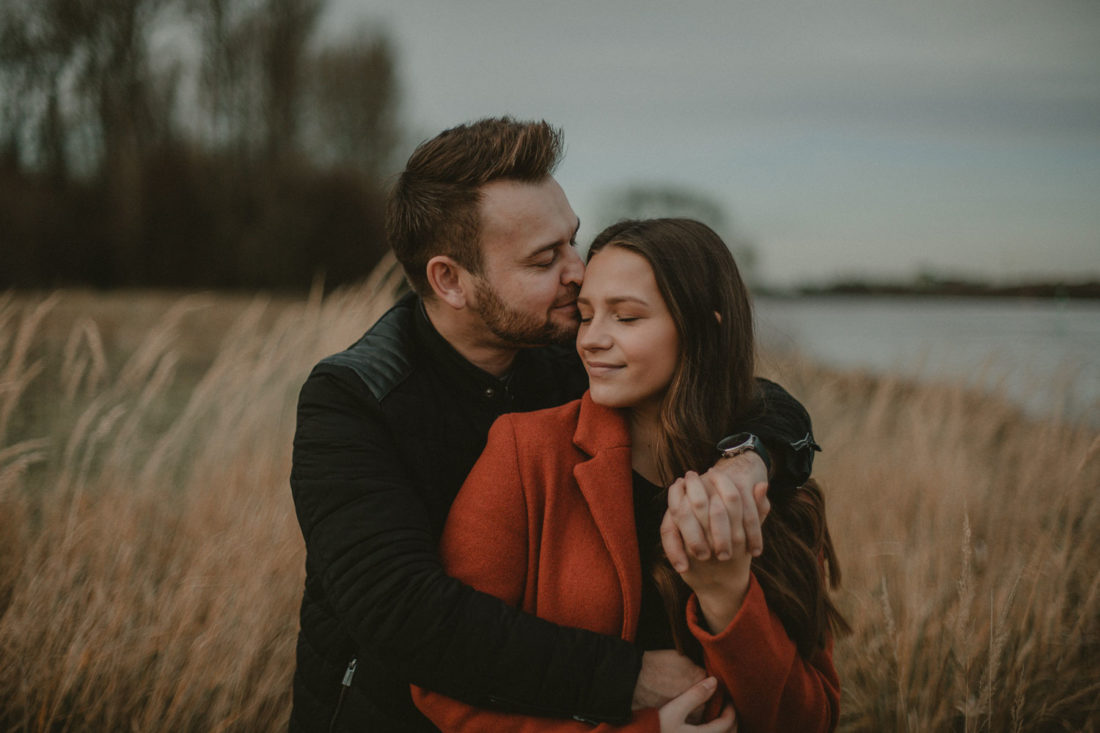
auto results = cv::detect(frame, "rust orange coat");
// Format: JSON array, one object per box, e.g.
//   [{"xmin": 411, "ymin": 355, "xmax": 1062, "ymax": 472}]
[{"xmin": 412, "ymin": 393, "xmax": 839, "ymax": 732}]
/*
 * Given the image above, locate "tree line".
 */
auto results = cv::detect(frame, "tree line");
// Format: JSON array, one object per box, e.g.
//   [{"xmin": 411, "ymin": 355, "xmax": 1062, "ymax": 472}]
[{"xmin": 1, "ymin": 0, "xmax": 398, "ymax": 290}]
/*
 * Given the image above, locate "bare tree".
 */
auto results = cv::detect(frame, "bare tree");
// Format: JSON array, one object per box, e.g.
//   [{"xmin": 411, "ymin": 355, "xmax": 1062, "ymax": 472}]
[
  {"xmin": 300, "ymin": 32, "xmax": 398, "ymax": 179},
  {"xmin": 0, "ymin": 0, "xmax": 402, "ymax": 290},
  {"xmin": 260, "ymin": 0, "xmax": 322, "ymax": 162},
  {"xmin": 2, "ymin": 0, "xmax": 181, "ymax": 173},
  {"xmin": 189, "ymin": 0, "xmax": 323, "ymax": 163},
  {"xmin": 0, "ymin": 0, "xmax": 86, "ymax": 178},
  {"xmin": 601, "ymin": 183, "xmax": 759, "ymax": 282}
]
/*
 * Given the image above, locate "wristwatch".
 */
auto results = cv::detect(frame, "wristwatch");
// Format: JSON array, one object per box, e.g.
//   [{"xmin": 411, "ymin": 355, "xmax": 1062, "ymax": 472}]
[{"xmin": 716, "ymin": 432, "xmax": 772, "ymax": 474}]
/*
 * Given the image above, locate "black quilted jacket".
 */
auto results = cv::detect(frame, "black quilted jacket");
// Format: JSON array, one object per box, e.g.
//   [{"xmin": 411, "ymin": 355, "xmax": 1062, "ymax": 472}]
[{"xmin": 288, "ymin": 293, "xmax": 817, "ymax": 732}]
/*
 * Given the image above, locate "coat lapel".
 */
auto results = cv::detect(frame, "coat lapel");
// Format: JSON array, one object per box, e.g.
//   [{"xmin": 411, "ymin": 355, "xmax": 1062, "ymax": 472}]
[{"xmin": 572, "ymin": 392, "xmax": 642, "ymax": 640}]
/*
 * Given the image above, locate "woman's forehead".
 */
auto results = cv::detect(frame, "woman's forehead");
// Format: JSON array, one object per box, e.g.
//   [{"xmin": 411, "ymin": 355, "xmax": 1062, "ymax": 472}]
[{"xmin": 579, "ymin": 247, "xmax": 659, "ymax": 300}]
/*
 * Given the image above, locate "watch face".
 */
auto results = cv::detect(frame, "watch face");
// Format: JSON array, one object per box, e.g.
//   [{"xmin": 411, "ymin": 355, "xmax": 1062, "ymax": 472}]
[
  {"xmin": 717, "ymin": 433, "xmax": 771, "ymax": 475},
  {"xmin": 718, "ymin": 433, "xmax": 754, "ymax": 452}
]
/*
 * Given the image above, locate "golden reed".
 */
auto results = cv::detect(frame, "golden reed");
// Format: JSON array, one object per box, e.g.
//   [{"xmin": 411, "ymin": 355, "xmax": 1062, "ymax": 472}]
[{"xmin": 1, "ymin": 259, "xmax": 1097, "ymax": 731}]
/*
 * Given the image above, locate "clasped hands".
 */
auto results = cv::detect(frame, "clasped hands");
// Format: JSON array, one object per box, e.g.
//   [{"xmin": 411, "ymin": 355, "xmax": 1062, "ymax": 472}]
[
  {"xmin": 660, "ymin": 450, "xmax": 770, "ymax": 631},
  {"xmin": 634, "ymin": 451, "xmax": 770, "ymax": 731}
]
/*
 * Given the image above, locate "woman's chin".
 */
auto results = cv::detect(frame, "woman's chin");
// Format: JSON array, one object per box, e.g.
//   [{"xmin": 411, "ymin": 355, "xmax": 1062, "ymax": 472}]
[{"xmin": 588, "ymin": 386, "xmax": 632, "ymax": 409}]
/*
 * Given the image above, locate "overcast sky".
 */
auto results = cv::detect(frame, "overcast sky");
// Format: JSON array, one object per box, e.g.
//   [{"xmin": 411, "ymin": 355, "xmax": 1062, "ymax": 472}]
[{"xmin": 322, "ymin": 0, "xmax": 1099, "ymax": 287}]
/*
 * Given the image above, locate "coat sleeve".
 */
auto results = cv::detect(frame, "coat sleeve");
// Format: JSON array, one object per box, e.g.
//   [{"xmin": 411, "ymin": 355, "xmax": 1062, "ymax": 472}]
[
  {"xmin": 737, "ymin": 378, "xmax": 822, "ymax": 491},
  {"xmin": 411, "ymin": 415, "xmax": 660, "ymax": 733},
  {"xmin": 686, "ymin": 577, "xmax": 840, "ymax": 733},
  {"xmin": 290, "ymin": 366, "xmax": 640, "ymax": 722}
]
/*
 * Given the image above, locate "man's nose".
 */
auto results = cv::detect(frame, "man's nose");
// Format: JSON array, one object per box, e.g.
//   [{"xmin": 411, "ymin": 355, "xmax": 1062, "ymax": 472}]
[{"xmin": 561, "ymin": 246, "xmax": 585, "ymax": 287}]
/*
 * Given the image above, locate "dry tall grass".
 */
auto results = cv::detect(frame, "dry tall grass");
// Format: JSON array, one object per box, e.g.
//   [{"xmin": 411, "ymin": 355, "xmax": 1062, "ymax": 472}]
[{"xmin": 1, "ymin": 263, "xmax": 1097, "ymax": 731}]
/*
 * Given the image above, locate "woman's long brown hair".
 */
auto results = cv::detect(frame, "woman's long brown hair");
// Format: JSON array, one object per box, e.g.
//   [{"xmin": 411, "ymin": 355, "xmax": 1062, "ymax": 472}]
[{"xmin": 587, "ymin": 218, "xmax": 849, "ymax": 660}]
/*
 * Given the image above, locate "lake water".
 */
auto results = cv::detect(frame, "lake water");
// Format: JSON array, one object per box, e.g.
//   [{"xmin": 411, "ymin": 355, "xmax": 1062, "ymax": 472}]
[{"xmin": 753, "ymin": 296, "xmax": 1100, "ymax": 425}]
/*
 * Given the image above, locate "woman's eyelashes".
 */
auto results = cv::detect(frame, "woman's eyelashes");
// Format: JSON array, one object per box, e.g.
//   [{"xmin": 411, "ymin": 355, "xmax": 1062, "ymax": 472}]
[{"xmin": 576, "ymin": 312, "xmax": 642, "ymax": 324}]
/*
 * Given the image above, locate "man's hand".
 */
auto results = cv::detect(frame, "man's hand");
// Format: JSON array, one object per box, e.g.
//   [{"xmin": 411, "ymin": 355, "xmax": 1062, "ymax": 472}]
[
  {"xmin": 661, "ymin": 453, "xmax": 770, "ymax": 573},
  {"xmin": 632, "ymin": 649, "xmax": 707, "ymax": 711},
  {"xmin": 705, "ymin": 451, "xmax": 770, "ymax": 558}
]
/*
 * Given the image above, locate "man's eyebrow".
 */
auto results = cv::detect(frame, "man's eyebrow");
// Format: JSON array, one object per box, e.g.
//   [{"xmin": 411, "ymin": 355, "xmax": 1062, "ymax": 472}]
[
  {"xmin": 526, "ymin": 219, "xmax": 582, "ymax": 259},
  {"xmin": 525, "ymin": 242, "xmax": 559, "ymax": 260}
]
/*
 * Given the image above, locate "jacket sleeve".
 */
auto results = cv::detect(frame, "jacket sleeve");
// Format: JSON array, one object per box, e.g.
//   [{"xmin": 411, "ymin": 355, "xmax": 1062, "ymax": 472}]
[
  {"xmin": 686, "ymin": 578, "xmax": 840, "ymax": 733},
  {"xmin": 737, "ymin": 378, "xmax": 822, "ymax": 491},
  {"xmin": 290, "ymin": 366, "xmax": 641, "ymax": 722},
  {"xmin": 411, "ymin": 415, "xmax": 659, "ymax": 733}
]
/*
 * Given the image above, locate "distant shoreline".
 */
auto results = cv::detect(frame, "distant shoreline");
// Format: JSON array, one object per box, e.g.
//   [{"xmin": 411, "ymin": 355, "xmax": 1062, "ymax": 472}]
[
  {"xmin": 773, "ymin": 278, "xmax": 1100, "ymax": 300},
  {"xmin": 8, "ymin": 277, "xmax": 1100, "ymax": 300}
]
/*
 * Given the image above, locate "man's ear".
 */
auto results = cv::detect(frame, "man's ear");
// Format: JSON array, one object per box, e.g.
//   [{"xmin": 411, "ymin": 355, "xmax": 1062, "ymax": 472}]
[{"xmin": 425, "ymin": 255, "xmax": 471, "ymax": 309}]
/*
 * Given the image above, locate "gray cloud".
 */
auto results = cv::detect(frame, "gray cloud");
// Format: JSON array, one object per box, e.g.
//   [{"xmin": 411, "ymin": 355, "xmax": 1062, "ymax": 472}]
[{"xmin": 324, "ymin": 0, "xmax": 1100, "ymax": 284}]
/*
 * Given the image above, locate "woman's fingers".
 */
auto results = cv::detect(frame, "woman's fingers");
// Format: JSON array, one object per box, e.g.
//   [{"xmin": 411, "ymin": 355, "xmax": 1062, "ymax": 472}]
[
  {"xmin": 657, "ymin": 676, "xmax": 719, "ymax": 730},
  {"xmin": 680, "ymin": 472, "xmax": 714, "ymax": 560},
  {"xmin": 706, "ymin": 453, "xmax": 768, "ymax": 557},
  {"xmin": 707, "ymin": 492, "xmax": 733, "ymax": 561},
  {"xmin": 660, "ymin": 509, "xmax": 691, "ymax": 573},
  {"xmin": 706, "ymin": 470, "xmax": 748, "ymax": 561},
  {"xmin": 668, "ymin": 471, "xmax": 770, "ymax": 568},
  {"xmin": 694, "ymin": 702, "xmax": 737, "ymax": 733},
  {"xmin": 670, "ymin": 474, "xmax": 712, "ymax": 561}
]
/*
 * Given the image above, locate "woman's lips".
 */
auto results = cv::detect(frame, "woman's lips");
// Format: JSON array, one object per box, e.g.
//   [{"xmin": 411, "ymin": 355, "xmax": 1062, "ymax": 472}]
[{"xmin": 584, "ymin": 361, "xmax": 623, "ymax": 377}]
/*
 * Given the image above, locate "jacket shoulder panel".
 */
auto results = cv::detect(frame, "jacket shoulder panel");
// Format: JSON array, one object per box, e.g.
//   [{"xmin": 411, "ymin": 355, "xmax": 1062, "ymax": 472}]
[{"xmin": 318, "ymin": 300, "xmax": 415, "ymax": 403}]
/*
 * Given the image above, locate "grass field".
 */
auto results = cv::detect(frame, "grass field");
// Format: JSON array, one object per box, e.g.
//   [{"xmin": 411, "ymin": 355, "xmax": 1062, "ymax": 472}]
[{"xmin": 2, "ymin": 258, "xmax": 1098, "ymax": 731}]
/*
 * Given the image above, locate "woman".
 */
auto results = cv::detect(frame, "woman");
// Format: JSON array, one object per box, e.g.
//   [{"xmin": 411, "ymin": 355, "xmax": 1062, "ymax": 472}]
[{"xmin": 413, "ymin": 219, "xmax": 848, "ymax": 732}]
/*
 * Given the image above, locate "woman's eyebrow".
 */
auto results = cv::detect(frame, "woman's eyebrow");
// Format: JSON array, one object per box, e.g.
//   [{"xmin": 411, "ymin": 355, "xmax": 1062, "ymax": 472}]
[{"xmin": 576, "ymin": 294, "xmax": 648, "ymax": 306}]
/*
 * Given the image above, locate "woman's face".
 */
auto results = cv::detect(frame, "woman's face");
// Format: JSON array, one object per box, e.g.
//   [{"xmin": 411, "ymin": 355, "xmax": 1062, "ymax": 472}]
[{"xmin": 576, "ymin": 246, "xmax": 680, "ymax": 416}]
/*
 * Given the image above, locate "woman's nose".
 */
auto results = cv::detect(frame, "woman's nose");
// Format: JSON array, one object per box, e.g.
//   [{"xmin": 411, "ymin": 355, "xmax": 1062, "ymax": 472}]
[{"xmin": 578, "ymin": 318, "xmax": 611, "ymax": 351}]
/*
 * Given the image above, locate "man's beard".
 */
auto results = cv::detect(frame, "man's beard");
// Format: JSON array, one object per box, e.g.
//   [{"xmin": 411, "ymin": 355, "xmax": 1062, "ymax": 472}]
[{"xmin": 472, "ymin": 278, "xmax": 578, "ymax": 347}]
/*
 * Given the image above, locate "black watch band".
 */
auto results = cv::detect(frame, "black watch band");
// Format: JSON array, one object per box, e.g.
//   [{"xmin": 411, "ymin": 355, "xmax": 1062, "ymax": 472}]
[{"xmin": 716, "ymin": 432, "xmax": 772, "ymax": 474}]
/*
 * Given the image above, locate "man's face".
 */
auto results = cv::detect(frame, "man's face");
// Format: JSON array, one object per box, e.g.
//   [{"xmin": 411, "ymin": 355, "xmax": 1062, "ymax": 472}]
[{"xmin": 470, "ymin": 177, "xmax": 584, "ymax": 347}]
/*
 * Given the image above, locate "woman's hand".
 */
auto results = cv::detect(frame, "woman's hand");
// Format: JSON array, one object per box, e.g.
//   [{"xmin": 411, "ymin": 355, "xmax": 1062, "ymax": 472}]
[
  {"xmin": 662, "ymin": 459, "xmax": 770, "ymax": 566},
  {"xmin": 677, "ymin": 451, "xmax": 771, "ymax": 560},
  {"xmin": 657, "ymin": 677, "xmax": 737, "ymax": 733},
  {"xmin": 661, "ymin": 470, "xmax": 767, "ymax": 631}
]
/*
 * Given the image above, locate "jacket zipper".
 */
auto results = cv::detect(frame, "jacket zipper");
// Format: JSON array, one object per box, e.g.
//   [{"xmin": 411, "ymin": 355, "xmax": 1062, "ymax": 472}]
[{"xmin": 328, "ymin": 657, "xmax": 357, "ymax": 733}]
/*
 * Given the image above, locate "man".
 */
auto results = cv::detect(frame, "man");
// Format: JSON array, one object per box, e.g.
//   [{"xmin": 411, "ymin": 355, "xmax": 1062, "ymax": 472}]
[{"xmin": 289, "ymin": 118, "xmax": 820, "ymax": 731}]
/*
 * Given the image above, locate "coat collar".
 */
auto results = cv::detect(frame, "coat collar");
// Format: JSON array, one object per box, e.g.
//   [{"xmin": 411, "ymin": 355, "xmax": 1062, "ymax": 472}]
[
  {"xmin": 572, "ymin": 392, "xmax": 642, "ymax": 639},
  {"xmin": 573, "ymin": 390, "xmax": 632, "ymax": 455}
]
